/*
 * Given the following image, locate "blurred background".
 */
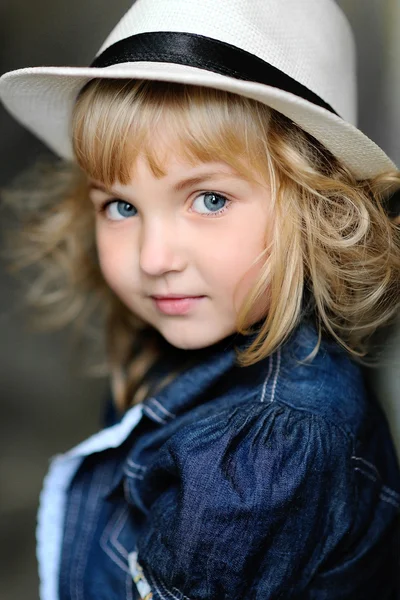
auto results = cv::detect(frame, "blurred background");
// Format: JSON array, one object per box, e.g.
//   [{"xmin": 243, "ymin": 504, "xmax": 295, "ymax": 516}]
[{"xmin": 0, "ymin": 1, "xmax": 399, "ymax": 598}]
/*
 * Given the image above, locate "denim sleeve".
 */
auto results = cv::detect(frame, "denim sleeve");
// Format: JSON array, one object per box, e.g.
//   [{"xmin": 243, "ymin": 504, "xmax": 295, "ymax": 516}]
[{"xmin": 134, "ymin": 402, "xmax": 398, "ymax": 600}]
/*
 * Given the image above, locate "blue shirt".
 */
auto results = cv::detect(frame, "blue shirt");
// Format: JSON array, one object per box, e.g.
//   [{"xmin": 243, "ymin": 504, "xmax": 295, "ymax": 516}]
[{"xmin": 37, "ymin": 320, "xmax": 400, "ymax": 599}]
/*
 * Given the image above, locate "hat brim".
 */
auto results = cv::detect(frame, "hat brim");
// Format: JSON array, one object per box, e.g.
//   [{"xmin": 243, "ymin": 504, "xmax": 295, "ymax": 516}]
[{"xmin": 0, "ymin": 61, "xmax": 396, "ymax": 179}]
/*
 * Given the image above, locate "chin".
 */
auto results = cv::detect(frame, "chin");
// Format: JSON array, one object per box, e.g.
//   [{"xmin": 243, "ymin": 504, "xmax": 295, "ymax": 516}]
[{"xmin": 156, "ymin": 320, "xmax": 235, "ymax": 350}]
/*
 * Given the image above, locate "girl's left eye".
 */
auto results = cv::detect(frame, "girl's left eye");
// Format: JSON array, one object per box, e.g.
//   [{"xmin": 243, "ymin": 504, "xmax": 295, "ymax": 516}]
[
  {"xmin": 191, "ymin": 192, "xmax": 230, "ymax": 215},
  {"xmin": 104, "ymin": 200, "xmax": 137, "ymax": 221}
]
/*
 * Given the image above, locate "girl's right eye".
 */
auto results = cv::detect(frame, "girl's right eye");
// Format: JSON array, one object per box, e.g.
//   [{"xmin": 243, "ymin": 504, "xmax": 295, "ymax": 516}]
[{"xmin": 104, "ymin": 200, "xmax": 138, "ymax": 221}]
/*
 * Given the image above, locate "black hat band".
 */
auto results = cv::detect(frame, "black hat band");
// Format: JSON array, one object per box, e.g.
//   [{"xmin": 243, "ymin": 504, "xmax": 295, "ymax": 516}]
[{"xmin": 90, "ymin": 31, "xmax": 339, "ymax": 117}]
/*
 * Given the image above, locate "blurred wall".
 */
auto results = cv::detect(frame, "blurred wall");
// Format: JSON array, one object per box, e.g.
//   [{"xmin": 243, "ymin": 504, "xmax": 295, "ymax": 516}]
[
  {"xmin": 0, "ymin": 1, "xmax": 399, "ymax": 599},
  {"xmin": 338, "ymin": 0, "xmax": 400, "ymax": 453},
  {"xmin": 0, "ymin": 2, "xmax": 132, "ymax": 599}
]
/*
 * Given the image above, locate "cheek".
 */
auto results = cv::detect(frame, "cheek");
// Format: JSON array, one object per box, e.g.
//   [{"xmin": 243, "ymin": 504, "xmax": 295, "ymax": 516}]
[
  {"xmin": 205, "ymin": 216, "xmax": 269, "ymax": 291},
  {"xmin": 96, "ymin": 228, "xmax": 135, "ymax": 295},
  {"xmin": 215, "ymin": 210, "xmax": 271, "ymax": 318},
  {"xmin": 235, "ymin": 260, "xmax": 267, "ymax": 322}
]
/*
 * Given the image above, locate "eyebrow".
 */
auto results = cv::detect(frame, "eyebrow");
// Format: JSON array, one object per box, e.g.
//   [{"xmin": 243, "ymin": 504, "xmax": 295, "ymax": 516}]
[
  {"xmin": 89, "ymin": 170, "xmax": 241, "ymax": 196},
  {"xmin": 171, "ymin": 171, "xmax": 239, "ymax": 192}
]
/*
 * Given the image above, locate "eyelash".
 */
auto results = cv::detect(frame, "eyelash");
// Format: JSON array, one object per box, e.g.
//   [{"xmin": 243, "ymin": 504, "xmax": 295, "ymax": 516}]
[{"xmin": 98, "ymin": 192, "xmax": 232, "ymax": 219}]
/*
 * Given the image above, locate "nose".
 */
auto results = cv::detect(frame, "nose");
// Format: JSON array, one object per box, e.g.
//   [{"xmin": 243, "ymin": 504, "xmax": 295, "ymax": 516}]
[{"xmin": 139, "ymin": 219, "xmax": 187, "ymax": 276}]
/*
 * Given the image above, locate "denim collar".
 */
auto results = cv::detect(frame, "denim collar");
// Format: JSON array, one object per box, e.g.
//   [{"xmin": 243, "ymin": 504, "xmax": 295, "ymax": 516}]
[{"xmin": 141, "ymin": 328, "xmax": 259, "ymax": 421}]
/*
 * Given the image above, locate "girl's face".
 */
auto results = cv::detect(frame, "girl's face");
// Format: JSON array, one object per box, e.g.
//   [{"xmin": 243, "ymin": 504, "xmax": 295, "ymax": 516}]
[{"xmin": 90, "ymin": 150, "xmax": 273, "ymax": 349}]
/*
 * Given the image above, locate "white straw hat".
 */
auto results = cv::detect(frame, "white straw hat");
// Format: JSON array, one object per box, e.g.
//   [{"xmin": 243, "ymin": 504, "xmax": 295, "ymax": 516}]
[{"xmin": 0, "ymin": 0, "xmax": 397, "ymax": 179}]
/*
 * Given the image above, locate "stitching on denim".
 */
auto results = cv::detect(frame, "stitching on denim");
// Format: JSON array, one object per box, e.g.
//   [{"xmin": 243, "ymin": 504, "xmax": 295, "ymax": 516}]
[
  {"xmin": 147, "ymin": 569, "xmax": 170, "ymax": 599},
  {"xmin": 74, "ymin": 464, "xmax": 110, "ymax": 600},
  {"xmin": 355, "ymin": 468, "xmax": 400, "ymax": 508},
  {"xmin": 62, "ymin": 473, "xmax": 84, "ymax": 550},
  {"xmin": 147, "ymin": 568, "xmax": 189, "ymax": 600},
  {"xmin": 352, "ymin": 456, "xmax": 380, "ymax": 477},
  {"xmin": 144, "ymin": 405, "xmax": 167, "ymax": 424},
  {"xmin": 148, "ymin": 397, "xmax": 176, "ymax": 419},
  {"xmin": 100, "ymin": 502, "xmax": 121, "ymax": 547},
  {"xmin": 101, "ymin": 540, "xmax": 130, "ymax": 573},
  {"xmin": 159, "ymin": 577, "xmax": 182, "ymax": 600},
  {"xmin": 125, "ymin": 467, "xmax": 145, "ymax": 480},
  {"xmin": 158, "ymin": 573, "xmax": 192, "ymax": 600},
  {"xmin": 73, "ymin": 462, "xmax": 113, "ymax": 600},
  {"xmin": 126, "ymin": 458, "xmax": 148, "ymax": 471},
  {"xmin": 172, "ymin": 586, "xmax": 192, "ymax": 600},
  {"xmin": 381, "ymin": 485, "xmax": 400, "ymax": 500},
  {"xmin": 123, "ymin": 477, "xmax": 131, "ymax": 502},
  {"xmin": 380, "ymin": 493, "xmax": 400, "ymax": 509},
  {"xmin": 100, "ymin": 505, "xmax": 130, "ymax": 574},
  {"xmin": 110, "ymin": 505, "xmax": 130, "ymax": 557},
  {"xmin": 354, "ymin": 467, "xmax": 377, "ymax": 484},
  {"xmin": 59, "ymin": 475, "xmax": 84, "ymax": 595},
  {"xmin": 352, "ymin": 456, "xmax": 400, "ymax": 499},
  {"xmin": 260, "ymin": 355, "xmax": 274, "ymax": 403},
  {"xmin": 126, "ymin": 569, "xmax": 134, "ymax": 600},
  {"xmin": 123, "ymin": 477, "xmax": 148, "ymax": 513},
  {"xmin": 270, "ymin": 347, "xmax": 281, "ymax": 402}
]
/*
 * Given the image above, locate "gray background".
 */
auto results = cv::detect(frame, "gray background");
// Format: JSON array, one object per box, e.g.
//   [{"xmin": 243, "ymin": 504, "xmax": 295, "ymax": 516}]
[{"xmin": 0, "ymin": 1, "xmax": 399, "ymax": 599}]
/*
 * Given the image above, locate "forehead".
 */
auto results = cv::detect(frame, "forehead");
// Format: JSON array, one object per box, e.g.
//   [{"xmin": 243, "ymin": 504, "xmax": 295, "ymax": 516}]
[{"xmin": 89, "ymin": 157, "xmax": 256, "ymax": 196}]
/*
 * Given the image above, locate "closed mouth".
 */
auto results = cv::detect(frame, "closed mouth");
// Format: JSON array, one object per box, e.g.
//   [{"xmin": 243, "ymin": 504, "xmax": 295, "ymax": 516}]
[{"xmin": 151, "ymin": 295, "xmax": 204, "ymax": 300}]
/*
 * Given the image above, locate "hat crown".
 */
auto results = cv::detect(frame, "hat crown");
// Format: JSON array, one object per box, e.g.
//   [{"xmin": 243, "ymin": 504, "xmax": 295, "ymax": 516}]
[{"xmin": 97, "ymin": 0, "xmax": 357, "ymax": 124}]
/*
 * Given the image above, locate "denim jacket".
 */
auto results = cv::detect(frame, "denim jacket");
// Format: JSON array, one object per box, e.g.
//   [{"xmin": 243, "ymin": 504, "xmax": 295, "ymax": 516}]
[{"xmin": 37, "ymin": 320, "xmax": 400, "ymax": 600}]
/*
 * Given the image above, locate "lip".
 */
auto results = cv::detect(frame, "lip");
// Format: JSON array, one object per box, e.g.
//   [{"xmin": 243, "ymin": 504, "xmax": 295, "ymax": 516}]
[{"xmin": 150, "ymin": 295, "xmax": 205, "ymax": 315}]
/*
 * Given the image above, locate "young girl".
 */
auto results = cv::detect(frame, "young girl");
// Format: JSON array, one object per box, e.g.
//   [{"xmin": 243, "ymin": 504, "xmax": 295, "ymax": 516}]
[{"xmin": 1, "ymin": 0, "xmax": 400, "ymax": 598}]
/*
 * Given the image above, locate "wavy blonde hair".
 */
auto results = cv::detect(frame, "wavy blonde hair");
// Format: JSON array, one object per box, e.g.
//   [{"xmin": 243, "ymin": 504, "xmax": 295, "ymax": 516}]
[{"xmin": 3, "ymin": 78, "xmax": 400, "ymax": 409}]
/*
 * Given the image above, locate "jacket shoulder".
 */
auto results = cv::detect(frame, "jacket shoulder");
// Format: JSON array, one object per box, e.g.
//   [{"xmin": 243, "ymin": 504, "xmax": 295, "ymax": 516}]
[{"xmin": 257, "ymin": 322, "xmax": 370, "ymax": 437}]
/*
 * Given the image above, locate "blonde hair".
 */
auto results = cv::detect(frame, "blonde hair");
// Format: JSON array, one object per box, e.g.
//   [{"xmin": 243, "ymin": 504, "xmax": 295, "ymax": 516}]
[{"xmin": 3, "ymin": 78, "xmax": 400, "ymax": 410}]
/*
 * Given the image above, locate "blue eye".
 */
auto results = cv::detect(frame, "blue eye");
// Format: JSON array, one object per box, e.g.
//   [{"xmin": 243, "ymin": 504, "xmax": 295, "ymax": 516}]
[
  {"xmin": 192, "ymin": 192, "xmax": 229, "ymax": 215},
  {"xmin": 106, "ymin": 200, "xmax": 137, "ymax": 220}
]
